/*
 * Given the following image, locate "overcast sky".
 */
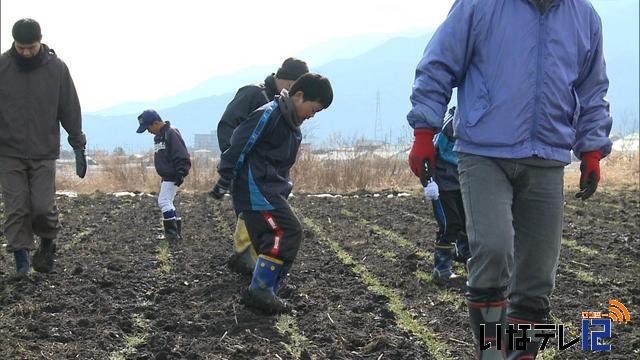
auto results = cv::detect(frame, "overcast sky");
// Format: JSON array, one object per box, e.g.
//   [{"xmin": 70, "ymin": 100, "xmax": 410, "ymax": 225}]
[{"xmin": 1, "ymin": 0, "xmax": 455, "ymax": 111}]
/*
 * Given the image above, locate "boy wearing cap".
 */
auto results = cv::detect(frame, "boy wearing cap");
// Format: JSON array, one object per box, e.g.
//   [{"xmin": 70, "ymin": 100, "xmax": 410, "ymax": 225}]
[
  {"xmin": 211, "ymin": 73, "xmax": 333, "ymax": 314},
  {"xmin": 214, "ymin": 57, "xmax": 309, "ymax": 277},
  {"xmin": 137, "ymin": 110, "xmax": 191, "ymax": 242}
]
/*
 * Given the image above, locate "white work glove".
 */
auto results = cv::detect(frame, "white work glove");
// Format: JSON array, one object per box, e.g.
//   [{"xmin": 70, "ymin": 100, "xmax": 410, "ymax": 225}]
[{"xmin": 424, "ymin": 180, "xmax": 439, "ymax": 200}]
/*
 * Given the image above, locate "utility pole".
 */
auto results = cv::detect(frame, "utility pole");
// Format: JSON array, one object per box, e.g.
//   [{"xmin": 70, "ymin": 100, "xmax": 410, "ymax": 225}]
[{"xmin": 374, "ymin": 90, "xmax": 382, "ymax": 141}]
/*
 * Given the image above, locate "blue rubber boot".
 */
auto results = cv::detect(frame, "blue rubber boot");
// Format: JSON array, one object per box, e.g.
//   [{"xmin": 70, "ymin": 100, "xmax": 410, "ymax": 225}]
[
  {"xmin": 432, "ymin": 244, "xmax": 460, "ymax": 283},
  {"xmin": 14, "ymin": 249, "xmax": 30, "ymax": 275},
  {"xmin": 245, "ymin": 255, "xmax": 289, "ymax": 314},
  {"xmin": 455, "ymin": 236, "xmax": 471, "ymax": 265}
]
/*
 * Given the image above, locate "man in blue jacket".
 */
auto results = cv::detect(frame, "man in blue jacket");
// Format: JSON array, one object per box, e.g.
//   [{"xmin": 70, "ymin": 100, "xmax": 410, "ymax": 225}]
[
  {"xmin": 212, "ymin": 73, "xmax": 333, "ymax": 314},
  {"xmin": 407, "ymin": 1, "xmax": 612, "ymax": 359}
]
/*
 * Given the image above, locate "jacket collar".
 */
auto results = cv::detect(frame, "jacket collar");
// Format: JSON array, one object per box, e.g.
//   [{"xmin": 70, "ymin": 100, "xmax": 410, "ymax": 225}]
[{"xmin": 276, "ymin": 90, "xmax": 301, "ymax": 130}]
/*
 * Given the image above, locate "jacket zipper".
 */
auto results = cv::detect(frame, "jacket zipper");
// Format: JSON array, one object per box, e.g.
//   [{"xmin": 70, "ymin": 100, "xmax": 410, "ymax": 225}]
[{"xmin": 532, "ymin": 11, "xmax": 546, "ymax": 156}]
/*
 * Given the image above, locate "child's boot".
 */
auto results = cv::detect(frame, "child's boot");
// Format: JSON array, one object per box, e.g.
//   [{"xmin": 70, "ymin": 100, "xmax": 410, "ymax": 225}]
[
  {"xmin": 244, "ymin": 255, "xmax": 289, "ymax": 314},
  {"xmin": 455, "ymin": 235, "xmax": 471, "ymax": 265},
  {"xmin": 176, "ymin": 218, "xmax": 182, "ymax": 237},
  {"xmin": 227, "ymin": 216, "xmax": 257, "ymax": 275},
  {"xmin": 162, "ymin": 218, "xmax": 180, "ymax": 242},
  {"xmin": 432, "ymin": 243, "xmax": 460, "ymax": 283}
]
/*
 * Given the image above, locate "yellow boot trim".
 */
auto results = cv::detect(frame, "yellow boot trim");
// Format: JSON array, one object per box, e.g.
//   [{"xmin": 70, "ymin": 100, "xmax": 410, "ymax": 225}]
[
  {"xmin": 258, "ymin": 254, "xmax": 284, "ymax": 265},
  {"xmin": 248, "ymin": 243, "xmax": 258, "ymax": 262},
  {"xmin": 233, "ymin": 217, "xmax": 252, "ymax": 253}
]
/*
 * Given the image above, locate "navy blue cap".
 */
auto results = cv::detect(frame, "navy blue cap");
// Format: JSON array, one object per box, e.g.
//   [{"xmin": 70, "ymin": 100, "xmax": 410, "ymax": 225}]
[{"xmin": 136, "ymin": 109, "xmax": 161, "ymax": 133}]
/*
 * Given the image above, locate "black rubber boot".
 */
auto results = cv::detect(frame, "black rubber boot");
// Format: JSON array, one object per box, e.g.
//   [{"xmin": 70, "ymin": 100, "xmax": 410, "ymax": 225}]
[
  {"xmin": 176, "ymin": 218, "xmax": 182, "ymax": 237},
  {"xmin": 32, "ymin": 238, "xmax": 56, "ymax": 273},
  {"xmin": 14, "ymin": 249, "xmax": 30, "ymax": 275},
  {"xmin": 506, "ymin": 305, "xmax": 549, "ymax": 359},
  {"xmin": 468, "ymin": 287, "xmax": 507, "ymax": 359},
  {"xmin": 227, "ymin": 248, "xmax": 256, "ymax": 276},
  {"xmin": 162, "ymin": 219, "xmax": 180, "ymax": 242}
]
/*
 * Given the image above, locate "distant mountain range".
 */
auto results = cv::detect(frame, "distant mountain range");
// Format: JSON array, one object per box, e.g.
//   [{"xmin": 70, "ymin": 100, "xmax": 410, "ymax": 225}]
[{"xmin": 80, "ymin": 0, "xmax": 639, "ymax": 152}]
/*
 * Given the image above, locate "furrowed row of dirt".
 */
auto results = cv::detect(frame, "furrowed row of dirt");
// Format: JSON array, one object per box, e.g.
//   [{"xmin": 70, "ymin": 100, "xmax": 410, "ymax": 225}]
[
  {"xmin": 306, "ymin": 192, "xmax": 638, "ymax": 359},
  {"xmin": 214, "ymin": 195, "xmax": 435, "ymax": 359},
  {"xmin": 1, "ymin": 190, "xmax": 638, "ymax": 359}
]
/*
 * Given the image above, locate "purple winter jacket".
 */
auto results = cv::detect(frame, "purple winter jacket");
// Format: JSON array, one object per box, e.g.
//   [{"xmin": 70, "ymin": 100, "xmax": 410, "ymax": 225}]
[{"xmin": 408, "ymin": 0, "xmax": 612, "ymax": 163}]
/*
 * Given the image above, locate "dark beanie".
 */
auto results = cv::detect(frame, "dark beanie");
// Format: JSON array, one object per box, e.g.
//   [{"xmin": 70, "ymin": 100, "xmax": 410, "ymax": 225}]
[
  {"xmin": 275, "ymin": 57, "xmax": 309, "ymax": 81},
  {"xmin": 12, "ymin": 18, "xmax": 42, "ymax": 43}
]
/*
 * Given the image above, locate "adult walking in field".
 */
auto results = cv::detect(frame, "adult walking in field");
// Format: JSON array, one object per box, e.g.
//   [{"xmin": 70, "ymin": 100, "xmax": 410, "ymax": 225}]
[
  {"xmin": 212, "ymin": 57, "xmax": 309, "ymax": 277},
  {"xmin": 0, "ymin": 19, "xmax": 87, "ymax": 275},
  {"xmin": 407, "ymin": 1, "xmax": 612, "ymax": 359}
]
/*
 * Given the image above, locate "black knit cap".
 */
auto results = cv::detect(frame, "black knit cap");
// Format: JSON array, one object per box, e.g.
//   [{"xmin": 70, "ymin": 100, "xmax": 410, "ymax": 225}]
[
  {"xmin": 275, "ymin": 57, "xmax": 309, "ymax": 81},
  {"xmin": 12, "ymin": 18, "xmax": 42, "ymax": 43}
]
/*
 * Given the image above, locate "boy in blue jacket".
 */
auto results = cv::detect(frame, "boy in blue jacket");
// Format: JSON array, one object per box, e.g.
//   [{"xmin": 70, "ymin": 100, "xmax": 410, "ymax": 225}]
[
  {"xmin": 215, "ymin": 57, "xmax": 309, "ymax": 277},
  {"xmin": 423, "ymin": 107, "xmax": 470, "ymax": 283},
  {"xmin": 211, "ymin": 73, "xmax": 333, "ymax": 314},
  {"xmin": 137, "ymin": 110, "xmax": 191, "ymax": 242}
]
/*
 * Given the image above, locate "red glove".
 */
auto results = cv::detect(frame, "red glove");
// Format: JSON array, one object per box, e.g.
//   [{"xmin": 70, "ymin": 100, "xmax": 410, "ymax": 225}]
[
  {"xmin": 575, "ymin": 150, "xmax": 602, "ymax": 200},
  {"xmin": 408, "ymin": 128, "xmax": 436, "ymax": 186}
]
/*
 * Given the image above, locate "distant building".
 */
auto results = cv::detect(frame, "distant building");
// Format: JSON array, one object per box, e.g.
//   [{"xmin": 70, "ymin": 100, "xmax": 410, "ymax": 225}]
[
  {"xmin": 355, "ymin": 139, "xmax": 386, "ymax": 151},
  {"xmin": 194, "ymin": 131, "xmax": 218, "ymax": 154},
  {"xmin": 612, "ymin": 133, "xmax": 639, "ymax": 153}
]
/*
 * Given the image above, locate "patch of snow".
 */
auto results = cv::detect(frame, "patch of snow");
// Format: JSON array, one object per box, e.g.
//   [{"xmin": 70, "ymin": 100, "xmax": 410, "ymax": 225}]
[
  {"xmin": 56, "ymin": 191, "xmax": 78, "ymax": 198},
  {"xmin": 308, "ymin": 194, "xmax": 343, "ymax": 198},
  {"xmin": 113, "ymin": 192, "xmax": 137, "ymax": 197}
]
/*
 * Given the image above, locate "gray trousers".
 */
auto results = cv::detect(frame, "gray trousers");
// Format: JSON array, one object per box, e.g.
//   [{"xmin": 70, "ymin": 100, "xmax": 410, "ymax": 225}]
[
  {"xmin": 458, "ymin": 153, "xmax": 564, "ymax": 311},
  {"xmin": 0, "ymin": 156, "xmax": 59, "ymax": 252}
]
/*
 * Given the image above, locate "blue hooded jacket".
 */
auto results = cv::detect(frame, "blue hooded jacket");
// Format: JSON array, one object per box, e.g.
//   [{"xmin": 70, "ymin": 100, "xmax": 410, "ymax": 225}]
[
  {"xmin": 407, "ymin": 0, "xmax": 612, "ymax": 163},
  {"xmin": 218, "ymin": 92, "xmax": 302, "ymax": 211}
]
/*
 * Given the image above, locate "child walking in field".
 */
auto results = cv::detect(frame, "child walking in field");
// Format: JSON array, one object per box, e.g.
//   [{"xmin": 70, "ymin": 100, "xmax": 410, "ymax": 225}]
[
  {"xmin": 423, "ymin": 107, "xmax": 470, "ymax": 283},
  {"xmin": 136, "ymin": 109, "xmax": 191, "ymax": 242},
  {"xmin": 211, "ymin": 73, "xmax": 333, "ymax": 314}
]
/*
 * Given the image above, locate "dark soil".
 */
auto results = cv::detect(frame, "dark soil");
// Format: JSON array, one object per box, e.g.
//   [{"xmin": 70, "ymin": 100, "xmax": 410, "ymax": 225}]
[{"xmin": 0, "ymin": 189, "xmax": 638, "ymax": 359}]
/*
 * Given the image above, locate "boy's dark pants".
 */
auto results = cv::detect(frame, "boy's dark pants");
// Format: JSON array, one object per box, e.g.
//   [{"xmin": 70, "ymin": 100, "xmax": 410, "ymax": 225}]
[
  {"xmin": 243, "ymin": 203, "xmax": 303, "ymax": 266},
  {"xmin": 436, "ymin": 190, "xmax": 467, "ymax": 246},
  {"xmin": 0, "ymin": 156, "xmax": 59, "ymax": 252}
]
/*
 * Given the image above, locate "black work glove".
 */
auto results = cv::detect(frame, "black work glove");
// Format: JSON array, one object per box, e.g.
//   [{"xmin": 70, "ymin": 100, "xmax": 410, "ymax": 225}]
[
  {"xmin": 209, "ymin": 177, "xmax": 231, "ymax": 199},
  {"xmin": 74, "ymin": 148, "xmax": 87, "ymax": 178},
  {"xmin": 174, "ymin": 173, "xmax": 186, "ymax": 187}
]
